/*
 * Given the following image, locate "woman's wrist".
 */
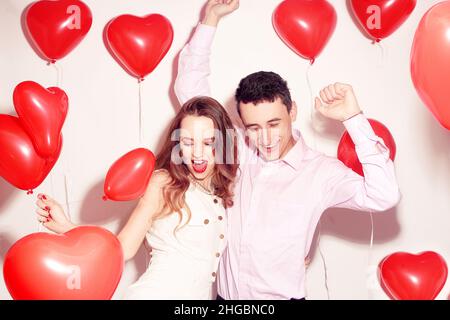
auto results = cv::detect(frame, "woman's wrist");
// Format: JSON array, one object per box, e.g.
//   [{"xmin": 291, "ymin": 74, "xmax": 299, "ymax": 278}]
[{"xmin": 62, "ymin": 221, "xmax": 77, "ymax": 233}]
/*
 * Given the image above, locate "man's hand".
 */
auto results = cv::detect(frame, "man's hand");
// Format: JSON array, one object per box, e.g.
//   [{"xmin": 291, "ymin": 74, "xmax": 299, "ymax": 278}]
[
  {"xmin": 202, "ymin": 0, "xmax": 240, "ymax": 26},
  {"xmin": 315, "ymin": 83, "xmax": 362, "ymax": 122}
]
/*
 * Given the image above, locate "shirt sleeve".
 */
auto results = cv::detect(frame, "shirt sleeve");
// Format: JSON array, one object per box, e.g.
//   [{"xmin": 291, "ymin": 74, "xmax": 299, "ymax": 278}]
[
  {"xmin": 323, "ymin": 114, "xmax": 401, "ymax": 212},
  {"xmin": 174, "ymin": 23, "xmax": 256, "ymax": 166},
  {"xmin": 174, "ymin": 23, "xmax": 216, "ymax": 105}
]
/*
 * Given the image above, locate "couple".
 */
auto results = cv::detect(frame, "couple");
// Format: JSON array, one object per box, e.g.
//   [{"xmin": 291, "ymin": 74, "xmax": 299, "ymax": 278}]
[{"xmin": 35, "ymin": 0, "xmax": 400, "ymax": 300}]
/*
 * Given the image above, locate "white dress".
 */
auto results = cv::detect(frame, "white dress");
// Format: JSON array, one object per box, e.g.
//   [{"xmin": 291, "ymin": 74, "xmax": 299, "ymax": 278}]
[{"xmin": 122, "ymin": 183, "xmax": 227, "ymax": 300}]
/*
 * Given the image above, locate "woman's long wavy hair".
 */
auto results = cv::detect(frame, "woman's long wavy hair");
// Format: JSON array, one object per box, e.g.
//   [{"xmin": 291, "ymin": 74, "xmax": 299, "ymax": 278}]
[{"xmin": 154, "ymin": 96, "xmax": 239, "ymax": 229}]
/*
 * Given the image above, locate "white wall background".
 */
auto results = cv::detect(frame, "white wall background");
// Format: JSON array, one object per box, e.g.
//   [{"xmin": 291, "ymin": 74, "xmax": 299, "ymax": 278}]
[{"xmin": 0, "ymin": 0, "xmax": 449, "ymax": 300}]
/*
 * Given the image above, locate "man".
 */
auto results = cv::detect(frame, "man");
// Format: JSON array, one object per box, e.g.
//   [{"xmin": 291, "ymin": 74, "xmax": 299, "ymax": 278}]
[{"xmin": 174, "ymin": 0, "xmax": 400, "ymax": 300}]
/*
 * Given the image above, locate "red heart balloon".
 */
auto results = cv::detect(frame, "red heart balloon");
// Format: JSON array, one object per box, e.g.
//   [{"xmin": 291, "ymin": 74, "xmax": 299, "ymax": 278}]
[
  {"xmin": 273, "ymin": 0, "xmax": 337, "ymax": 64},
  {"xmin": 411, "ymin": 1, "xmax": 450, "ymax": 131},
  {"xmin": 337, "ymin": 119, "xmax": 396, "ymax": 177},
  {"xmin": 380, "ymin": 251, "xmax": 448, "ymax": 300},
  {"xmin": 3, "ymin": 226, "xmax": 123, "ymax": 300},
  {"xmin": 104, "ymin": 148, "xmax": 156, "ymax": 201},
  {"xmin": 350, "ymin": 0, "xmax": 416, "ymax": 42},
  {"xmin": 13, "ymin": 81, "xmax": 68, "ymax": 158},
  {"xmin": 25, "ymin": 0, "xmax": 93, "ymax": 63},
  {"xmin": 105, "ymin": 14, "xmax": 174, "ymax": 81},
  {"xmin": 0, "ymin": 115, "xmax": 62, "ymax": 192}
]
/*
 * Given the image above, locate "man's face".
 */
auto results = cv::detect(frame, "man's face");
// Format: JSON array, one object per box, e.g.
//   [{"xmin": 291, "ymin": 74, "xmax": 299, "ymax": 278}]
[{"xmin": 239, "ymin": 97, "xmax": 297, "ymax": 161}]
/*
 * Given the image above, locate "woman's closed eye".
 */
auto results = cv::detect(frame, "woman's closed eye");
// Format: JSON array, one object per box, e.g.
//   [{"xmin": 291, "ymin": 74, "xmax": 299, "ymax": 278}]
[
  {"xmin": 203, "ymin": 137, "xmax": 215, "ymax": 146},
  {"xmin": 181, "ymin": 138, "xmax": 194, "ymax": 147}
]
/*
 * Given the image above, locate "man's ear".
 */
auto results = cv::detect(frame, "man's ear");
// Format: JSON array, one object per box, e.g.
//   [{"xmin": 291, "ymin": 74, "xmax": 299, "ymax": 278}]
[{"xmin": 290, "ymin": 101, "xmax": 298, "ymax": 122}]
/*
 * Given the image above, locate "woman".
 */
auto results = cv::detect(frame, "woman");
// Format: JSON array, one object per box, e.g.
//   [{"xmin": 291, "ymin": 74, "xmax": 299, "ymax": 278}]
[{"xmin": 35, "ymin": 96, "xmax": 239, "ymax": 299}]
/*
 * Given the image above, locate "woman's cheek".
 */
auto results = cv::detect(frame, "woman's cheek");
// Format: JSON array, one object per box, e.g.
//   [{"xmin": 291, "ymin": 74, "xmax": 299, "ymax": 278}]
[
  {"xmin": 206, "ymin": 146, "xmax": 216, "ymax": 162},
  {"xmin": 180, "ymin": 146, "xmax": 192, "ymax": 163}
]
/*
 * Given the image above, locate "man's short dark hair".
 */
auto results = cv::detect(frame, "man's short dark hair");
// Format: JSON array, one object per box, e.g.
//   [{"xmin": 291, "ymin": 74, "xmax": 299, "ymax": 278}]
[{"xmin": 235, "ymin": 71, "xmax": 292, "ymax": 116}]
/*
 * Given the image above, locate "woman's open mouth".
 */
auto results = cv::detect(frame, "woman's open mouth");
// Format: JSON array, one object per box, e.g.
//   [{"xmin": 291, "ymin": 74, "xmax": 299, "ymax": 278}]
[{"xmin": 192, "ymin": 160, "xmax": 208, "ymax": 173}]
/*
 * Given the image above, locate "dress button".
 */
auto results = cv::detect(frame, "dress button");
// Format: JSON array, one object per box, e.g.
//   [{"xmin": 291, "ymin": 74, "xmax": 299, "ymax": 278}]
[
  {"xmin": 218, "ymin": 216, "xmax": 223, "ymax": 221},
  {"xmin": 212, "ymin": 272, "xmax": 216, "ymax": 277},
  {"xmin": 215, "ymin": 252, "xmax": 220, "ymax": 258},
  {"xmin": 204, "ymin": 219, "xmax": 209, "ymax": 225},
  {"xmin": 214, "ymin": 198, "xmax": 218, "ymax": 204},
  {"xmin": 219, "ymin": 234, "xmax": 224, "ymax": 239}
]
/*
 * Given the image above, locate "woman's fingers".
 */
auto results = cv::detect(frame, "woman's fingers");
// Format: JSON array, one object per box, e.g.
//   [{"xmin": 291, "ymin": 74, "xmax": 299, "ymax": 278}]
[
  {"xmin": 36, "ymin": 208, "xmax": 50, "ymax": 218},
  {"xmin": 37, "ymin": 214, "xmax": 48, "ymax": 223},
  {"xmin": 37, "ymin": 194, "xmax": 59, "ymax": 212},
  {"xmin": 37, "ymin": 193, "xmax": 47, "ymax": 201},
  {"xmin": 38, "ymin": 193, "xmax": 55, "ymax": 204},
  {"xmin": 36, "ymin": 199, "xmax": 46, "ymax": 210},
  {"xmin": 35, "ymin": 199, "xmax": 52, "ymax": 212}
]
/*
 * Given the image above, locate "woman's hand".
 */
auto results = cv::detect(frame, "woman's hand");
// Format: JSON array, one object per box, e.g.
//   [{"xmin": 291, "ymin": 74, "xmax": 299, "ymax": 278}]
[
  {"xmin": 36, "ymin": 193, "xmax": 77, "ymax": 234},
  {"xmin": 203, "ymin": 0, "xmax": 240, "ymax": 26}
]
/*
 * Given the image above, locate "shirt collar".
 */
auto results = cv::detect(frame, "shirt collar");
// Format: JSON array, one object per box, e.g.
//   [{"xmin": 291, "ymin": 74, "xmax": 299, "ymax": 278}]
[{"xmin": 281, "ymin": 129, "xmax": 307, "ymax": 171}]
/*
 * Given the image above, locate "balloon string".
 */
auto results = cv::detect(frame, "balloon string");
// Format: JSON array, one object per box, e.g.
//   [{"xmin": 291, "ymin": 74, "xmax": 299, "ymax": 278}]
[
  {"xmin": 368, "ymin": 211, "xmax": 374, "ymax": 265},
  {"xmin": 317, "ymin": 221, "xmax": 330, "ymax": 300},
  {"xmin": 307, "ymin": 64, "xmax": 330, "ymax": 299},
  {"xmin": 50, "ymin": 171, "xmax": 55, "ymax": 196},
  {"xmin": 64, "ymin": 173, "xmax": 71, "ymax": 221},
  {"xmin": 306, "ymin": 63, "xmax": 317, "ymax": 150},
  {"xmin": 138, "ymin": 80, "xmax": 143, "ymax": 145},
  {"xmin": 39, "ymin": 62, "xmax": 61, "ymax": 233},
  {"xmin": 367, "ymin": 211, "xmax": 375, "ymax": 299},
  {"xmin": 375, "ymin": 41, "xmax": 385, "ymax": 68},
  {"xmin": 307, "ymin": 64, "xmax": 375, "ymax": 300},
  {"xmin": 51, "ymin": 63, "xmax": 62, "ymax": 87},
  {"xmin": 59, "ymin": 65, "xmax": 63, "ymax": 87}
]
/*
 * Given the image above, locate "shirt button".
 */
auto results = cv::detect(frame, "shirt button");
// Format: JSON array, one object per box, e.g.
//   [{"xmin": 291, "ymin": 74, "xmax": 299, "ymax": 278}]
[
  {"xmin": 212, "ymin": 272, "xmax": 216, "ymax": 277},
  {"xmin": 215, "ymin": 252, "xmax": 220, "ymax": 258},
  {"xmin": 204, "ymin": 219, "xmax": 209, "ymax": 225},
  {"xmin": 219, "ymin": 234, "xmax": 224, "ymax": 239},
  {"xmin": 218, "ymin": 216, "xmax": 223, "ymax": 221},
  {"xmin": 214, "ymin": 199, "xmax": 218, "ymax": 204}
]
